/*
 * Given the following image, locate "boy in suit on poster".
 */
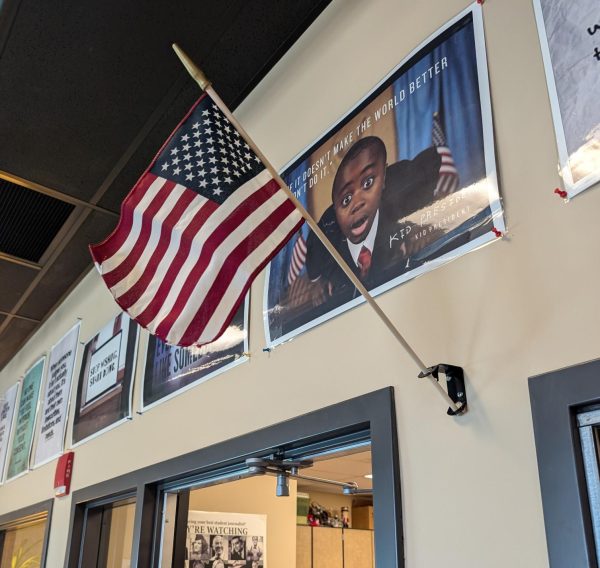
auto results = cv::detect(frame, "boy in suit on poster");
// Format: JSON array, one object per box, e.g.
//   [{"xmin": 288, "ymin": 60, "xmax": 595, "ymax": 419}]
[{"xmin": 305, "ymin": 135, "xmax": 448, "ymax": 299}]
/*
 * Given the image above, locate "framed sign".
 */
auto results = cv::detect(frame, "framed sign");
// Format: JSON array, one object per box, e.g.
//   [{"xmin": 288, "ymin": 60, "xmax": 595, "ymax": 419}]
[
  {"xmin": 534, "ymin": 0, "xmax": 600, "ymax": 197},
  {"xmin": 187, "ymin": 511, "xmax": 266, "ymax": 568},
  {"xmin": 6, "ymin": 357, "xmax": 45, "ymax": 480},
  {"xmin": 142, "ymin": 300, "xmax": 248, "ymax": 411},
  {"xmin": 72, "ymin": 313, "xmax": 139, "ymax": 446},
  {"xmin": 85, "ymin": 332, "xmax": 122, "ymax": 404},
  {"xmin": 33, "ymin": 322, "xmax": 80, "ymax": 467},
  {"xmin": 264, "ymin": 4, "xmax": 502, "ymax": 346},
  {"xmin": 0, "ymin": 382, "xmax": 20, "ymax": 483}
]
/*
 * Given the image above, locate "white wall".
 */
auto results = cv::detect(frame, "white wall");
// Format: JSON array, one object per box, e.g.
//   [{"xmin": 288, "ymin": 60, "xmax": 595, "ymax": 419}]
[{"xmin": 1, "ymin": 0, "xmax": 599, "ymax": 566}]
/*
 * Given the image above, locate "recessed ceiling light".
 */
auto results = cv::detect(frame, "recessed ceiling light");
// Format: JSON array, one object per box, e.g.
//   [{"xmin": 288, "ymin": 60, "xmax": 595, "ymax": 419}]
[{"xmin": 364, "ymin": 473, "xmax": 373, "ymax": 479}]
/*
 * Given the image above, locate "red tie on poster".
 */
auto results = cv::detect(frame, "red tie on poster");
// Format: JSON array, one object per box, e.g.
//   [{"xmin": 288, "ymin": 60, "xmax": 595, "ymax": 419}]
[{"xmin": 358, "ymin": 246, "xmax": 372, "ymax": 279}]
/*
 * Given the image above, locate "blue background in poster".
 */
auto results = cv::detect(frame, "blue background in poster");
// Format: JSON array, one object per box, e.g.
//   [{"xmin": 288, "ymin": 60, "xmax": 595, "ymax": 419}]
[
  {"xmin": 393, "ymin": 20, "xmax": 483, "ymax": 187},
  {"xmin": 266, "ymin": 15, "xmax": 487, "ymax": 340}
]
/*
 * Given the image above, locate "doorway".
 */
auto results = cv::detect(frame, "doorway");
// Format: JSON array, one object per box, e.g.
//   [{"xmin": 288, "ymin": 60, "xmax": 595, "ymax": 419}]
[
  {"xmin": 66, "ymin": 388, "xmax": 401, "ymax": 568},
  {"xmin": 158, "ymin": 445, "xmax": 374, "ymax": 567}
]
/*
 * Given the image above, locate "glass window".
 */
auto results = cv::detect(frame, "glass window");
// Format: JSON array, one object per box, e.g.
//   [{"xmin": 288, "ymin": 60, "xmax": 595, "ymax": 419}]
[
  {"xmin": 158, "ymin": 445, "xmax": 374, "ymax": 568},
  {"xmin": 101, "ymin": 500, "xmax": 136, "ymax": 568},
  {"xmin": 578, "ymin": 409, "xmax": 600, "ymax": 558},
  {"xmin": 0, "ymin": 513, "xmax": 47, "ymax": 568},
  {"xmin": 80, "ymin": 497, "xmax": 136, "ymax": 568}
]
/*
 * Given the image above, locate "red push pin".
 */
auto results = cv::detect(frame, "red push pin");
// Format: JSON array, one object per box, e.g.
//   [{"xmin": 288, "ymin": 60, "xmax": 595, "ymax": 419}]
[
  {"xmin": 554, "ymin": 188, "xmax": 568, "ymax": 199},
  {"xmin": 476, "ymin": 0, "xmax": 484, "ymax": 4},
  {"xmin": 491, "ymin": 227, "xmax": 503, "ymax": 238}
]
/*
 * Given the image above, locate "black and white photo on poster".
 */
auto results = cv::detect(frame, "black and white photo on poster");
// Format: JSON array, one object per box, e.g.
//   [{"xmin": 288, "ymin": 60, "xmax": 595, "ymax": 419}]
[
  {"xmin": 0, "ymin": 382, "xmax": 19, "ymax": 483},
  {"xmin": 264, "ymin": 5, "xmax": 503, "ymax": 346},
  {"xmin": 33, "ymin": 322, "xmax": 80, "ymax": 467},
  {"xmin": 142, "ymin": 300, "xmax": 248, "ymax": 411},
  {"xmin": 72, "ymin": 313, "xmax": 139, "ymax": 446},
  {"xmin": 186, "ymin": 511, "xmax": 266, "ymax": 568},
  {"xmin": 534, "ymin": 0, "xmax": 600, "ymax": 197}
]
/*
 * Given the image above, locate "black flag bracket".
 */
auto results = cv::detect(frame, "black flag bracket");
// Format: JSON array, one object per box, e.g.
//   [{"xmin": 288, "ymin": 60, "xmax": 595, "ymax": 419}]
[{"xmin": 419, "ymin": 364, "xmax": 467, "ymax": 416}]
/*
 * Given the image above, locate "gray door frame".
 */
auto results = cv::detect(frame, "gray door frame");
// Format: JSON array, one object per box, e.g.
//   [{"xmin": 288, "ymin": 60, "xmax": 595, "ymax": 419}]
[
  {"xmin": 530, "ymin": 358, "xmax": 600, "ymax": 567},
  {"xmin": 64, "ymin": 387, "xmax": 403, "ymax": 567}
]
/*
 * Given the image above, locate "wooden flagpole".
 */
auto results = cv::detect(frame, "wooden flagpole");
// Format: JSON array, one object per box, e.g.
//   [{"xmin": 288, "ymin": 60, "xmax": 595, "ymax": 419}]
[{"xmin": 172, "ymin": 44, "xmax": 462, "ymax": 414}]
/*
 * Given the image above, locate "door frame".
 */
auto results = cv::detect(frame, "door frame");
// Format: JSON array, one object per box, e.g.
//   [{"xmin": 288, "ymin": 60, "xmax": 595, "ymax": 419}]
[
  {"xmin": 65, "ymin": 387, "xmax": 403, "ymax": 567},
  {"xmin": 530, "ymin": 358, "xmax": 600, "ymax": 567}
]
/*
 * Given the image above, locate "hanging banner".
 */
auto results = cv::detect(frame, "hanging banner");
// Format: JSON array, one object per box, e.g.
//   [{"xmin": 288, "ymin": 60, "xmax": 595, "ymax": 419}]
[
  {"xmin": 6, "ymin": 357, "xmax": 45, "ymax": 480},
  {"xmin": 0, "ymin": 382, "xmax": 20, "ymax": 483},
  {"xmin": 534, "ymin": 0, "xmax": 600, "ymax": 198},
  {"xmin": 72, "ymin": 313, "xmax": 139, "ymax": 446},
  {"xmin": 264, "ymin": 5, "xmax": 502, "ymax": 346},
  {"xmin": 33, "ymin": 322, "xmax": 80, "ymax": 467},
  {"xmin": 142, "ymin": 301, "xmax": 248, "ymax": 411},
  {"xmin": 187, "ymin": 511, "xmax": 266, "ymax": 568}
]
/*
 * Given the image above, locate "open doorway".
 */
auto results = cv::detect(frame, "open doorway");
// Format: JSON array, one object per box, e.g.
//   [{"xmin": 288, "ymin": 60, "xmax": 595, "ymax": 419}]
[
  {"xmin": 66, "ymin": 389, "xmax": 401, "ymax": 568},
  {"xmin": 159, "ymin": 446, "xmax": 374, "ymax": 567},
  {"xmin": 296, "ymin": 449, "xmax": 374, "ymax": 568}
]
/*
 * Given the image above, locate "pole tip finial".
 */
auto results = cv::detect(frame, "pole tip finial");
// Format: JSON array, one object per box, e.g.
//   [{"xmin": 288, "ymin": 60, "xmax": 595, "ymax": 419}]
[{"xmin": 172, "ymin": 43, "xmax": 211, "ymax": 91}]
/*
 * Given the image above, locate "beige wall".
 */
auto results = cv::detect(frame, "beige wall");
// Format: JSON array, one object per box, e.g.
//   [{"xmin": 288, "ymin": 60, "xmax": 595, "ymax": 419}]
[
  {"xmin": 188, "ymin": 476, "xmax": 297, "ymax": 567},
  {"xmin": 1, "ymin": 0, "xmax": 599, "ymax": 567}
]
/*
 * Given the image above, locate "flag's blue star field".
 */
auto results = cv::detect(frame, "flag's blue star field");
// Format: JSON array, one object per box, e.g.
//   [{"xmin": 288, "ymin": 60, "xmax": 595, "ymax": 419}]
[{"xmin": 151, "ymin": 96, "xmax": 264, "ymax": 205}]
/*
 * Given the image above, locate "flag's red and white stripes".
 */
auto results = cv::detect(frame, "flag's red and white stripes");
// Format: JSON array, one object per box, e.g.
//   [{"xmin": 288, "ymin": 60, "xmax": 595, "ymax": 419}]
[
  {"xmin": 287, "ymin": 233, "xmax": 307, "ymax": 285},
  {"xmin": 91, "ymin": 168, "xmax": 302, "ymax": 347},
  {"xmin": 434, "ymin": 146, "xmax": 459, "ymax": 196}
]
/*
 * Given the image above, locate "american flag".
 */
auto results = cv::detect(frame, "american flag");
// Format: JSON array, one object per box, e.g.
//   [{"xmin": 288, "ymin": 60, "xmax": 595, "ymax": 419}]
[
  {"xmin": 90, "ymin": 94, "xmax": 303, "ymax": 347},
  {"xmin": 432, "ymin": 111, "xmax": 459, "ymax": 196},
  {"xmin": 287, "ymin": 233, "xmax": 307, "ymax": 286}
]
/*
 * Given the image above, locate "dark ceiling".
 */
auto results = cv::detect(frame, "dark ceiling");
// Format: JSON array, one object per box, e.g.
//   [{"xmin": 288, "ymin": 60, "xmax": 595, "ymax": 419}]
[{"xmin": 0, "ymin": 0, "xmax": 332, "ymax": 371}]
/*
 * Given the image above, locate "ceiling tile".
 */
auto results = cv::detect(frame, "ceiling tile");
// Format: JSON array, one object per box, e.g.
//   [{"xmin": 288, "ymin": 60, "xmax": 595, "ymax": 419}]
[
  {"xmin": 0, "ymin": 178, "xmax": 74, "ymax": 262},
  {"xmin": 0, "ymin": 318, "xmax": 38, "ymax": 371},
  {"xmin": 0, "ymin": 259, "xmax": 37, "ymax": 312},
  {"xmin": 17, "ymin": 210, "xmax": 117, "ymax": 319}
]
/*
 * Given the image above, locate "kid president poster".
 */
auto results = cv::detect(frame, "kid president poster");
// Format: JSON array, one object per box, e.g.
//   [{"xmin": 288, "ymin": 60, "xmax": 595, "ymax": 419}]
[{"xmin": 264, "ymin": 5, "xmax": 503, "ymax": 346}]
